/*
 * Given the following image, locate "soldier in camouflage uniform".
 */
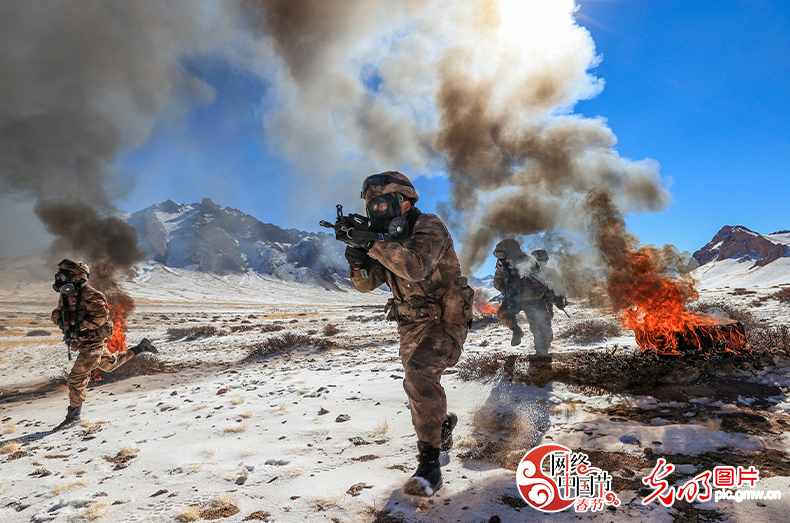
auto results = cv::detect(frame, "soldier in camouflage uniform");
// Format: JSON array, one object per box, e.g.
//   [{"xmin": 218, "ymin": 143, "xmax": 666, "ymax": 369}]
[
  {"xmin": 50, "ymin": 259, "xmax": 156, "ymax": 431},
  {"xmin": 346, "ymin": 171, "xmax": 474, "ymax": 497},
  {"xmin": 493, "ymin": 239, "xmax": 555, "ymax": 356}
]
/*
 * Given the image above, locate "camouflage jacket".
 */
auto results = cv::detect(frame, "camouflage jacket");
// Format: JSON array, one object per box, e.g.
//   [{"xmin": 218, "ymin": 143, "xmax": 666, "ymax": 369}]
[
  {"xmin": 350, "ymin": 212, "xmax": 473, "ymax": 332},
  {"xmin": 493, "ymin": 257, "xmax": 552, "ymax": 303},
  {"xmin": 51, "ymin": 283, "xmax": 112, "ymax": 338}
]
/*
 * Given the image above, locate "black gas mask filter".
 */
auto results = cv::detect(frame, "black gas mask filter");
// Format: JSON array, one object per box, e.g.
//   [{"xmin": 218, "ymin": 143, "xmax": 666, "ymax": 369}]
[{"xmin": 366, "ymin": 193, "xmax": 410, "ymax": 241}]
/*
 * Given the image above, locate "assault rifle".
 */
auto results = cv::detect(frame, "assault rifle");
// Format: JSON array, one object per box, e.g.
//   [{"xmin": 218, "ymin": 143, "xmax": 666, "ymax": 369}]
[
  {"xmin": 59, "ymin": 290, "xmax": 80, "ymax": 361},
  {"xmin": 320, "ymin": 204, "xmax": 401, "ymax": 247},
  {"xmin": 496, "ymin": 260, "xmax": 520, "ymax": 311},
  {"xmin": 554, "ymin": 296, "xmax": 571, "ymax": 318}
]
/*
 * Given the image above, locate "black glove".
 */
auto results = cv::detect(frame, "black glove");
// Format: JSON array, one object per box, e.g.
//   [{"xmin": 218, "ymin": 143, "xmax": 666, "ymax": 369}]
[{"xmin": 345, "ymin": 245, "xmax": 369, "ymax": 269}]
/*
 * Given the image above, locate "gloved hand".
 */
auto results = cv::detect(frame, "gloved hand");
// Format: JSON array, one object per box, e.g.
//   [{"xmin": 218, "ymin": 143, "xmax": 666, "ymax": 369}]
[{"xmin": 345, "ymin": 245, "xmax": 369, "ymax": 269}]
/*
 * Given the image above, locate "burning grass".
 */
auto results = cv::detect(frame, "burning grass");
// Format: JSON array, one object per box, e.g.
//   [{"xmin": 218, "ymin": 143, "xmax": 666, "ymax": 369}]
[
  {"xmin": 167, "ymin": 325, "xmax": 224, "ymax": 341},
  {"xmin": 245, "ymin": 333, "xmax": 340, "ymax": 361},
  {"xmin": 556, "ymin": 319, "xmax": 622, "ymax": 343}
]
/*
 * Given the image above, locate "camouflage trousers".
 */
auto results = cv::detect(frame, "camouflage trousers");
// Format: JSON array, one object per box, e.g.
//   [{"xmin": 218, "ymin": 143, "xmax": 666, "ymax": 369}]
[
  {"xmin": 67, "ymin": 337, "xmax": 135, "ymax": 408},
  {"xmin": 497, "ymin": 297, "xmax": 554, "ymax": 356},
  {"xmin": 398, "ymin": 322, "xmax": 467, "ymax": 447}
]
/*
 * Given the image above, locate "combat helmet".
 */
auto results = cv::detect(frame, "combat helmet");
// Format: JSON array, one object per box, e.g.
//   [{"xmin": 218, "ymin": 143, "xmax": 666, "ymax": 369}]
[
  {"xmin": 493, "ymin": 239, "xmax": 523, "ymax": 260},
  {"xmin": 57, "ymin": 259, "xmax": 90, "ymax": 279},
  {"xmin": 361, "ymin": 171, "xmax": 419, "ymax": 203},
  {"xmin": 531, "ymin": 248, "xmax": 549, "ymax": 264}
]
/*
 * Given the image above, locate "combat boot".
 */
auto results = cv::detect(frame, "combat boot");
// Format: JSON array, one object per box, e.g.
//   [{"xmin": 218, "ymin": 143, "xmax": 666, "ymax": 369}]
[
  {"xmin": 131, "ymin": 338, "xmax": 158, "ymax": 355},
  {"xmin": 403, "ymin": 442, "xmax": 442, "ymax": 497},
  {"xmin": 511, "ymin": 326, "xmax": 523, "ymax": 346},
  {"xmin": 440, "ymin": 412, "xmax": 458, "ymax": 451},
  {"xmin": 53, "ymin": 406, "xmax": 81, "ymax": 432}
]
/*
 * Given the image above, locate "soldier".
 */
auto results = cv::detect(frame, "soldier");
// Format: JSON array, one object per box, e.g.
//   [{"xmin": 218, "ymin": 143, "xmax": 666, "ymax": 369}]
[
  {"xmin": 493, "ymin": 239, "xmax": 555, "ymax": 356},
  {"xmin": 51, "ymin": 259, "xmax": 157, "ymax": 431},
  {"xmin": 345, "ymin": 171, "xmax": 474, "ymax": 497}
]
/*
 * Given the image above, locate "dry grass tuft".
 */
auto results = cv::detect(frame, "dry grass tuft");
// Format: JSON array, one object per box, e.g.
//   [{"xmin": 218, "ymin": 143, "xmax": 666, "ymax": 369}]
[
  {"xmin": 245, "ymin": 333, "xmax": 340, "ymax": 361},
  {"xmin": 697, "ymin": 413, "xmax": 722, "ymax": 435},
  {"xmin": 167, "ymin": 325, "xmax": 223, "ymax": 341},
  {"xmin": 0, "ymin": 440, "xmax": 20, "ymax": 454},
  {"xmin": 770, "ymin": 287, "xmax": 790, "ymax": 303},
  {"xmin": 180, "ymin": 463, "xmax": 203, "ymax": 473},
  {"xmin": 322, "ymin": 323, "xmax": 340, "ymax": 336},
  {"xmin": 98, "ymin": 354, "xmax": 164, "ymax": 382},
  {"xmin": 557, "ymin": 320, "xmax": 622, "ymax": 343},
  {"xmin": 260, "ymin": 324, "xmax": 285, "ymax": 333},
  {"xmin": 118, "ymin": 446, "xmax": 140, "ymax": 457},
  {"xmin": 52, "ymin": 479, "xmax": 89, "ymax": 495},
  {"xmin": 231, "ymin": 396, "xmax": 245, "ymax": 405},
  {"xmin": 455, "ymin": 354, "xmax": 507, "ymax": 381},
  {"xmin": 368, "ymin": 420, "xmax": 390, "ymax": 438},
  {"xmin": 241, "ymin": 448, "xmax": 258, "ymax": 457},
  {"xmin": 225, "ymin": 423, "xmax": 249, "ymax": 433},
  {"xmin": 202, "ymin": 447, "xmax": 217, "ymax": 459},
  {"xmin": 175, "ymin": 506, "xmax": 200, "ymax": 522},
  {"xmin": 199, "ymin": 494, "xmax": 240, "ymax": 520},
  {"xmin": 240, "ymin": 411, "xmax": 254, "ymax": 419},
  {"xmin": 1, "ymin": 423, "xmax": 17, "ymax": 434},
  {"xmin": 76, "ymin": 500, "xmax": 109, "ymax": 520}
]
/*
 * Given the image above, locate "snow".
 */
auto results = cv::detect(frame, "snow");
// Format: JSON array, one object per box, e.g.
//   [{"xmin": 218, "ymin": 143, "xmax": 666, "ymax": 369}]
[
  {"xmin": 692, "ymin": 256, "xmax": 790, "ymax": 290},
  {"xmin": 2, "ymin": 251, "xmax": 790, "ymax": 522}
]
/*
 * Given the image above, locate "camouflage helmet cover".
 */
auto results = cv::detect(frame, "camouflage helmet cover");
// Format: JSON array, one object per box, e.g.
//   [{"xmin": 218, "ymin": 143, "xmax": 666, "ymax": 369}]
[
  {"xmin": 58, "ymin": 259, "xmax": 90, "ymax": 279},
  {"xmin": 531, "ymin": 248, "xmax": 549, "ymax": 263},
  {"xmin": 361, "ymin": 171, "xmax": 419, "ymax": 203},
  {"xmin": 493, "ymin": 238, "xmax": 523, "ymax": 260}
]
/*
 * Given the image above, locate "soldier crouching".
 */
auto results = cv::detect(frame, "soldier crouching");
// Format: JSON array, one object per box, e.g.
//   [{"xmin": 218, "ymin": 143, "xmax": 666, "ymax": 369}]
[
  {"xmin": 345, "ymin": 171, "xmax": 474, "ymax": 497},
  {"xmin": 51, "ymin": 259, "xmax": 156, "ymax": 431}
]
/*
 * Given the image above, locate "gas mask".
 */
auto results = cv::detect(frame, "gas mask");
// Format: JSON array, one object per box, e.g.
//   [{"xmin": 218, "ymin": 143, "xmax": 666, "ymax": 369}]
[
  {"xmin": 53, "ymin": 271, "xmax": 83, "ymax": 296},
  {"xmin": 366, "ymin": 194, "xmax": 410, "ymax": 241}
]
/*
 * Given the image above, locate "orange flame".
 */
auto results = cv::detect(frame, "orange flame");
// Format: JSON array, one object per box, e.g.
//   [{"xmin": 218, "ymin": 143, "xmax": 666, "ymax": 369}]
[
  {"xmin": 474, "ymin": 293, "xmax": 499, "ymax": 317},
  {"xmin": 91, "ymin": 294, "xmax": 135, "ymax": 383},
  {"xmin": 609, "ymin": 248, "xmax": 747, "ymax": 356},
  {"xmin": 107, "ymin": 295, "xmax": 135, "ymax": 353},
  {"xmin": 588, "ymin": 190, "xmax": 748, "ymax": 357}
]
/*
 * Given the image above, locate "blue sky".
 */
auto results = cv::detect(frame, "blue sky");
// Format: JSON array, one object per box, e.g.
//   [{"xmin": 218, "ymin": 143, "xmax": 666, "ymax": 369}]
[{"xmin": 114, "ymin": 1, "xmax": 790, "ymax": 276}]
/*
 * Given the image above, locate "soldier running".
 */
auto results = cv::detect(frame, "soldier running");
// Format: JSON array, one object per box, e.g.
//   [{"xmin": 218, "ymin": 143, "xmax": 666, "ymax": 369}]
[
  {"xmin": 51, "ymin": 259, "xmax": 157, "ymax": 431},
  {"xmin": 493, "ymin": 239, "xmax": 556, "ymax": 356},
  {"xmin": 345, "ymin": 171, "xmax": 474, "ymax": 497}
]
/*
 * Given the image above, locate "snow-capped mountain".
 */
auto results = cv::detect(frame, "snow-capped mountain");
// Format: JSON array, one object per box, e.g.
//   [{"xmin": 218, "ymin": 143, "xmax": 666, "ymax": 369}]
[
  {"xmin": 126, "ymin": 199, "xmax": 348, "ymax": 288},
  {"xmin": 691, "ymin": 226, "xmax": 790, "ymax": 290},
  {"xmin": 693, "ymin": 225, "xmax": 790, "ymax": 268}
]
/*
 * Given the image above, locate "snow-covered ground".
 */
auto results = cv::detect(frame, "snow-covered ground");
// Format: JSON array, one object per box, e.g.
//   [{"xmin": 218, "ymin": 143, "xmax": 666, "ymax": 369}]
[{"xmin": 2, "ymin": 274, "xmax": 790, "ymax": 522}]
